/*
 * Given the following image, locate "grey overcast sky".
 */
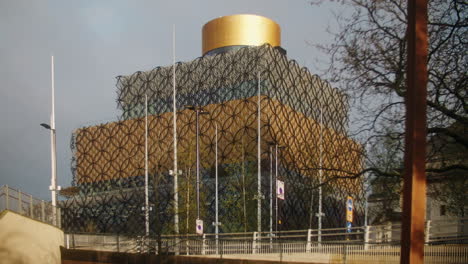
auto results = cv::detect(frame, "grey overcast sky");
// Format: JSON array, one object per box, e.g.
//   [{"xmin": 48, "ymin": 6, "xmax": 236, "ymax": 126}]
[{"xmin": 0, "ymin": 0, "xmax": 344, "ymax": 200}]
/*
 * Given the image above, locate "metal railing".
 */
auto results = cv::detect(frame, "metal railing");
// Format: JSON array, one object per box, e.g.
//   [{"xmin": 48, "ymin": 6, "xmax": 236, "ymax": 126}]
[
  {"xmin": 65, "ymin": 219, "xmax": 468, "ymax": 263},
  {"xmin": 65, "ymin": 232, "xmax": 468, "ymax": 263},
  {"xmin": 366, "ymin": 218, "xmax": 468, "ymax": 244},
  {"xmin": 0, "ymin": 185, "xmax": 60, "ymax": 227}
]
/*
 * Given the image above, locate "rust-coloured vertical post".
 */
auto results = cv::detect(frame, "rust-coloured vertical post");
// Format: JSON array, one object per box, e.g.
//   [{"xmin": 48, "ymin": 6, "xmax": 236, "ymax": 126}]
[{"xmin": 400, "ymin": 1, "xmax": 428, "ymax": 264}]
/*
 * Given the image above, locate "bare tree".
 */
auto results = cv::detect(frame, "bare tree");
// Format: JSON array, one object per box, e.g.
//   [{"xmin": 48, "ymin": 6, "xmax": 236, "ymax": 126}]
[{"xmin": 312, "ymin": 0, "xmax": 467, "ymax": 216}]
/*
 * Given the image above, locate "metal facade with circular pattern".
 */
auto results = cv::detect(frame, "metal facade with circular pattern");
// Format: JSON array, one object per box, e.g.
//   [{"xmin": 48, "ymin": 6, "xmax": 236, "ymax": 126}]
[{"xmin": 61, "ymin": 45, "xmax": 364, "ymax": 236}]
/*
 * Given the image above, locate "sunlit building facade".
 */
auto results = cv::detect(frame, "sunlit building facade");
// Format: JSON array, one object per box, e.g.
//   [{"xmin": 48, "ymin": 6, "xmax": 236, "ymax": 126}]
[{"xmin": 62, "ymin": 14, "xmax": 363, "ymax": 235}]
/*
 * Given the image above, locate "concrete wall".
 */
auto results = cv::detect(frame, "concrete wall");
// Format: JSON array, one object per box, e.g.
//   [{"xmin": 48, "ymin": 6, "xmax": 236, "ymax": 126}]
[
  {"xmin": 61, "ymin": 247, "xmax": 318, "ymax": 264},
  {"xmin": 0, "ymin": 210, "xmax": 64, "ymax": 264}
]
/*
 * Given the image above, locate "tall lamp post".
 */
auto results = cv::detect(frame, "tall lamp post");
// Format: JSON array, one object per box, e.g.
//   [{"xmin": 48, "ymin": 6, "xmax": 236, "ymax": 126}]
[
  {"xmin": 214, "ymin": 123, "xmax": 220, "ymax": 254},
  {"xmin": 256, "ymin": 72, "xmax": 262, "ymax": 234},
  {"xmin": 269, "ymin": 144, "xmax": 273, "ymax": 243},
  {"xmin": 144, "ymin": 95, "xmax": 149, "ymax": 238},
  {"xmin": 185, "ymin": 105, "xmax": 209, "ymax": 224},
  {"xmin": 40, "ymin": 122, "xmax": 58, "ymax": 226},
  {"xmin": 171, "ymin": 26, "xmax": 180, "ymax": 249},
  {"xmin": 40, "ymin": 55, "xmax": 60, "ymax": 226},
  {"xmin": 317, "ymin": 104, "xmax": 325, "ymax": 245}
]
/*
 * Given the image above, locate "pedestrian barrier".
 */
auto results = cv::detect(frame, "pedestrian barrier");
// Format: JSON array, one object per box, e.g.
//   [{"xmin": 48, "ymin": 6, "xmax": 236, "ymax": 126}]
[
  {"xmin": 0, "ymin": 185, "xmax": 60, "ymax": 227},
  {"xmin": 64, "ymin": 225, "xmax": 468, "ymax": 263}
]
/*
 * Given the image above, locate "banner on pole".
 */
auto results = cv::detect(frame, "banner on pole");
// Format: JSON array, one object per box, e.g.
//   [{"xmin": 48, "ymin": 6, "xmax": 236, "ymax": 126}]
[
  {"xmin": 346, "ymin": 196, "xmax": 353, "ymax": 223},
  {"xmin": 196, "ymin": 219, "xmax": 203, "ymax": 235},
  {"xmin": 277, "ymin": 180, "xmax": 285, "ymax": 200}
]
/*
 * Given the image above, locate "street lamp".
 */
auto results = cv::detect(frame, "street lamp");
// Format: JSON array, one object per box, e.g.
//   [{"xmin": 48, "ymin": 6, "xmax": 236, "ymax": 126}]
[
  {"xmin": 40, "ymin": 121, "xmax": 59, "ymax": 226},
  {"xmin": 40, "ymin": 123, "xmax": 52, "ymax": 130},
  {"xmin": 40, "ymin": 55, "xmax": 60, "ymax": 226},
  {"xmin": 185, "ymin": 105, "xmax": 209, "ymax": 226}
]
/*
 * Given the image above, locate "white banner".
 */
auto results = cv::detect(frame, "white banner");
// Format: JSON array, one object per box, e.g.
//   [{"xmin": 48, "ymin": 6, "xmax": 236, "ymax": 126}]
[
  {"xmin": 277, "ymin": 180, "xmax": 285, "ymax": 200},
  {"xmin": 196, "ymin": 219, "xmax": 203, "ymax": 235}
]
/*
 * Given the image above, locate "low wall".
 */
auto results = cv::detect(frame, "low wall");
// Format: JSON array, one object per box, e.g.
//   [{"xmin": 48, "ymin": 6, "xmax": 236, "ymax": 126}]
[
  {"xmin": 0, "ymin": 210, "xmax": 64, "ymax": 264},
  {"xmin": 61, "ymin": 248, "xmax": 321, "ymax": 264}
]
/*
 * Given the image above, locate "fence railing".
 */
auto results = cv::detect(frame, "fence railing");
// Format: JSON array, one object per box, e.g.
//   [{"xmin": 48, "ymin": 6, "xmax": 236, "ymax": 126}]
[
  {"xmin": 65, "ymin": 218, "xmax": 468, "ymax": 254},
  {"xmin": 365, "ymin": 218, "xmax": 468, "ymax": 244},
  {"xmin": 64, "ymin": 218, "xmax": 468, "ymax": 263},
  {"xmin": 65, "ymin": 232, "xmax": 468, "ymax": 263},
  {"xmin": 0, "ymin": 185, "xmax": 60, "ymax": 227}
]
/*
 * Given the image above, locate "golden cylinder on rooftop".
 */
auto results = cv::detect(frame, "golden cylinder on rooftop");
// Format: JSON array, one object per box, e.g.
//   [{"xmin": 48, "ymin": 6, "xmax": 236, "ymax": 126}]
[{"xmin": 202, "ymin": 14, "xmax": 281, "ymax": 55}]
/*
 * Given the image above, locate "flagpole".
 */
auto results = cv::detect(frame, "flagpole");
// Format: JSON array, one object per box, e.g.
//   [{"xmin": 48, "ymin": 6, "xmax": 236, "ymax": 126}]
[
  {"xmin": 172, "ymin": 24, "xmax": 180, "ymax": 253},
  {"xmin": 144, "ymin": 94, "xmax": 149, "ymax": 237},
  {"xmin": 364, "ymin": 141, "xmax": 369, "ymax": 227},
  {"xmin": 257, "ymin": 72, "xmax": 262, "ymax": 233},
  {"xmin": 215, "ymin": 123, "xmax": 219, "ymax": 254},
  {"xmin": 317, "ymin": 105, "xmax": 324, "ymax": 245},
  {"xmin": 275, "ymin": 145, "xmax": 278, "ymax": 233},
  {"xmin": 269, "ymin": 145, "xmax": 273, "ymax": 244}
]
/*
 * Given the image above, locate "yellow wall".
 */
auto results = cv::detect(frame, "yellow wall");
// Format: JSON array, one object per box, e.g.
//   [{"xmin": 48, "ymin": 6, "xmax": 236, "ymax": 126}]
[
  {"xmin": 0, "ymin": 210, "xmax": 64, "ymax": 264},
  {"xmin": 74, "ymin": 96, "xmax": 362, "ymax": 187}
]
